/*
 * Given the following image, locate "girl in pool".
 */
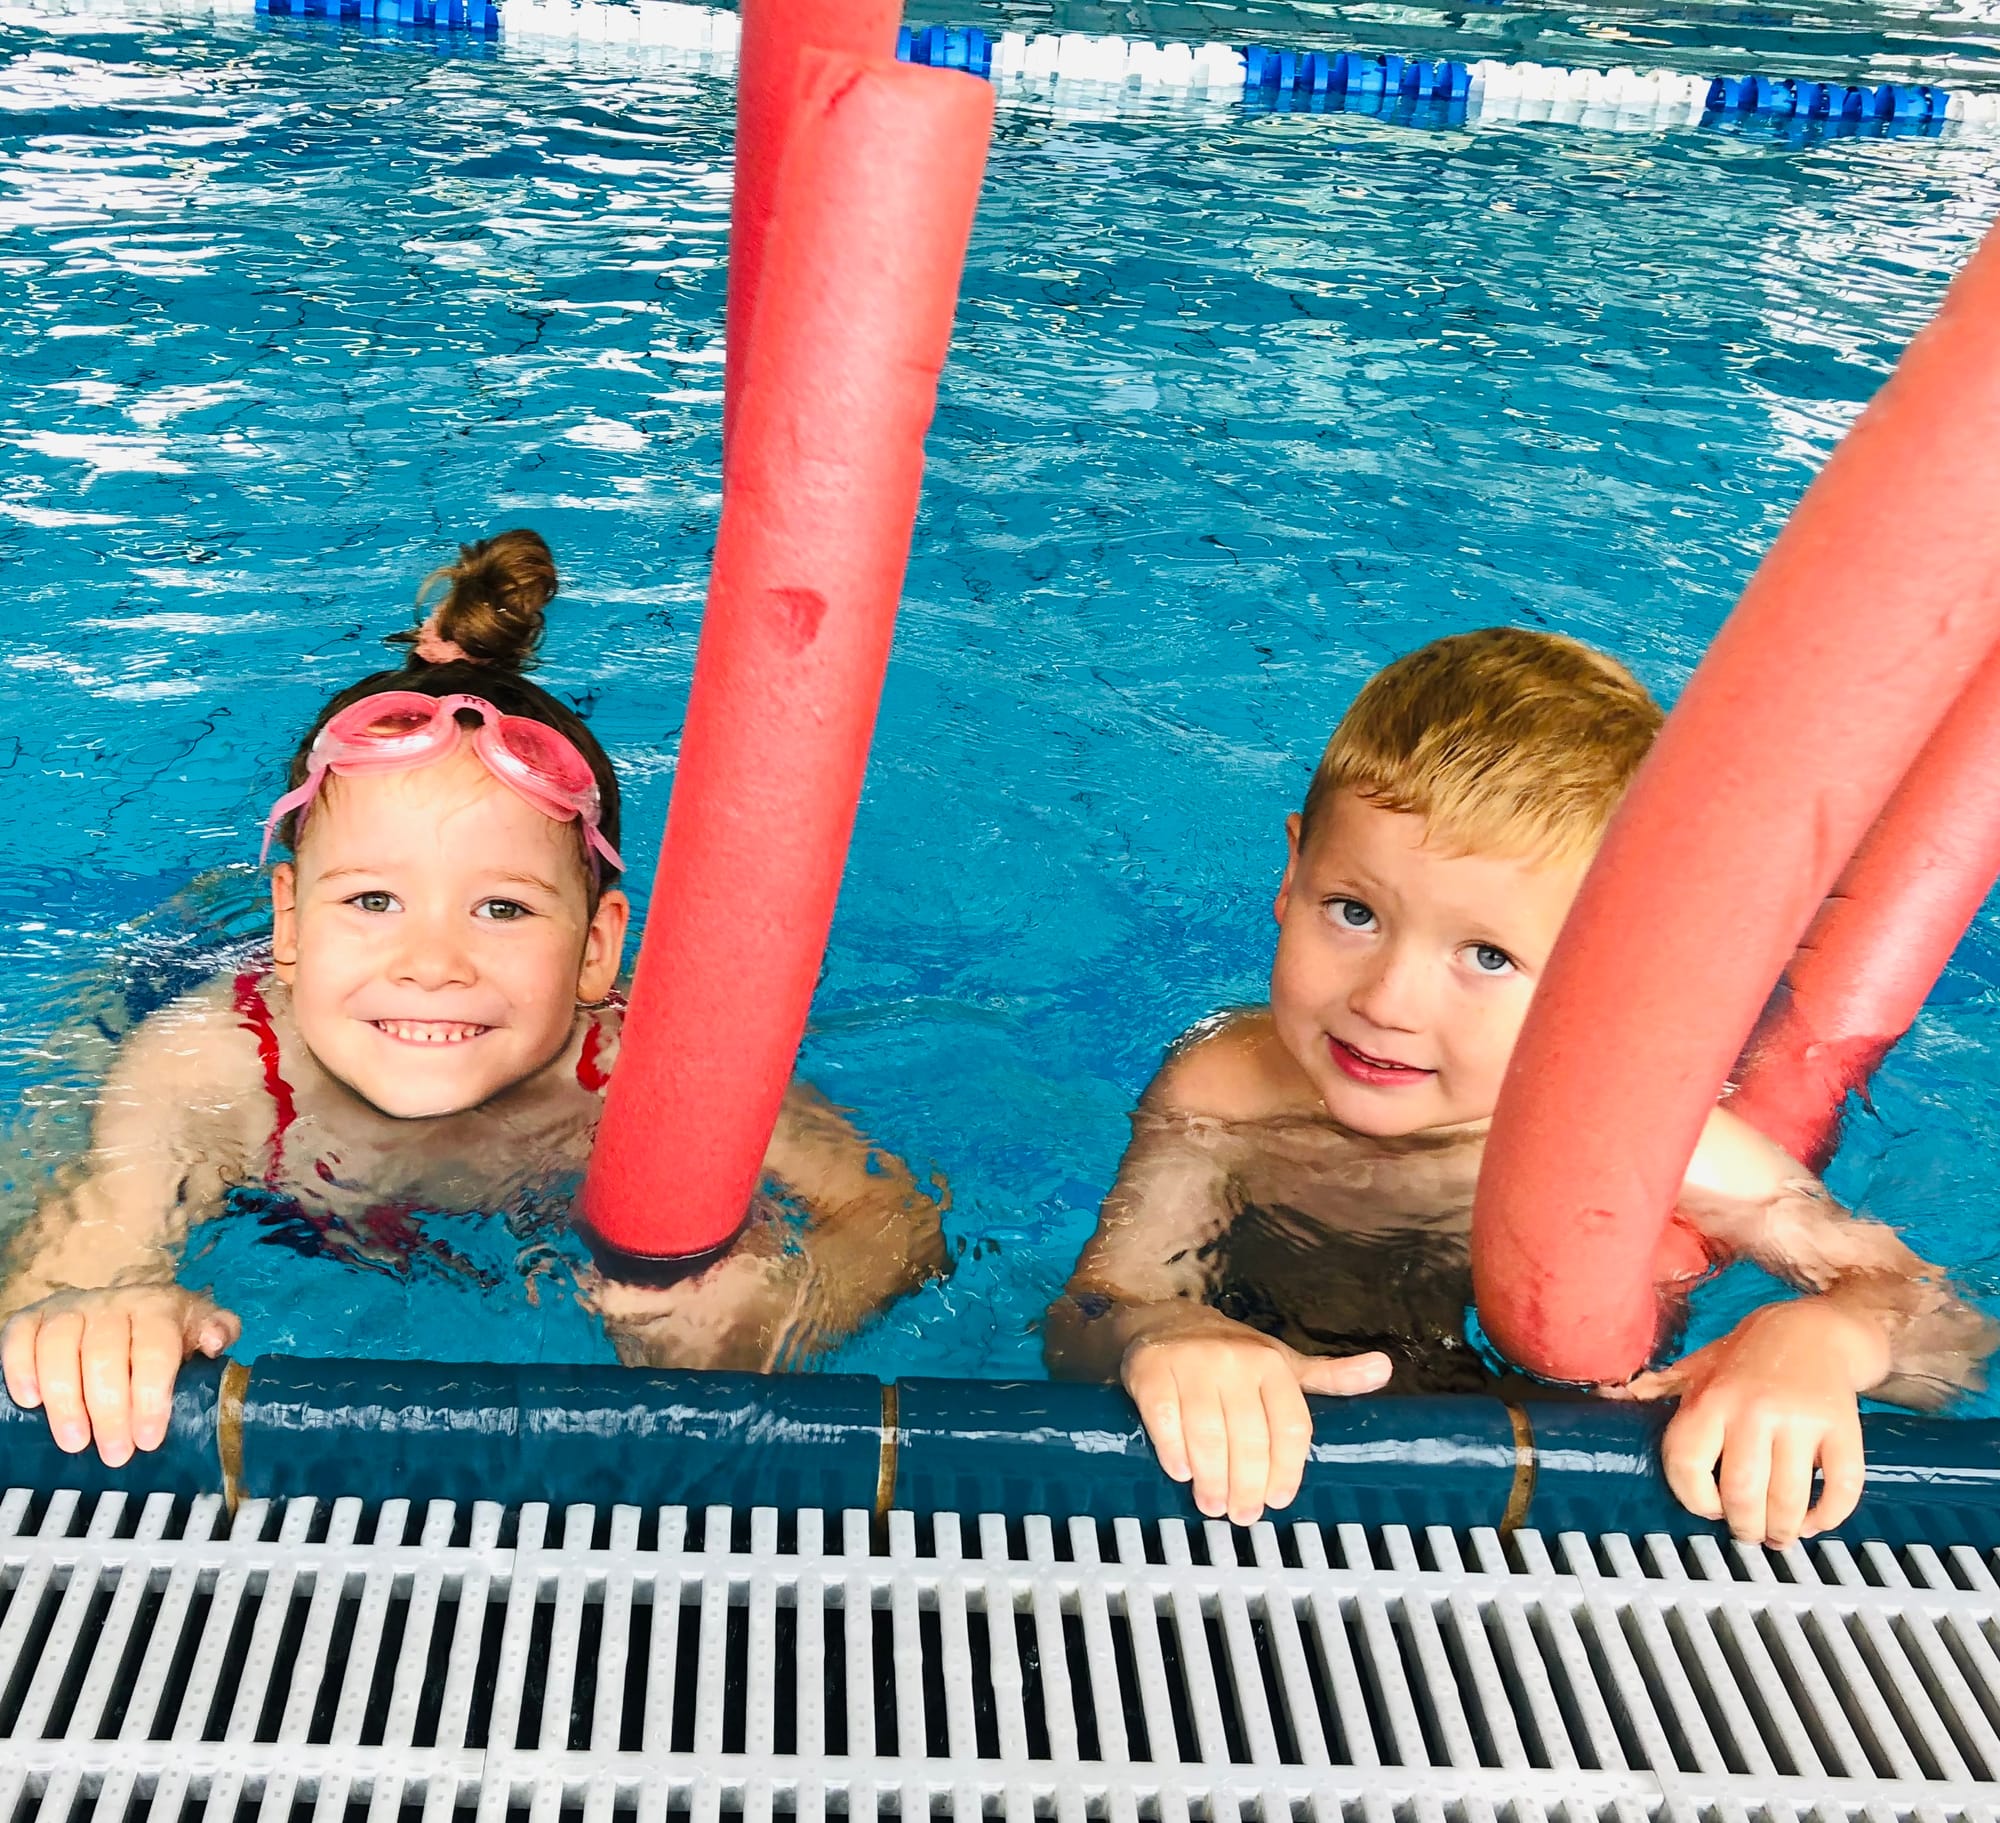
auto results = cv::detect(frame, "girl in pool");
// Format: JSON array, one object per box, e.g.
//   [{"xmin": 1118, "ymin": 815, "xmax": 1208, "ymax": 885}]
[{"xmin": 0, "ymin": 530, "xmax": 947, "ymax": 1466}]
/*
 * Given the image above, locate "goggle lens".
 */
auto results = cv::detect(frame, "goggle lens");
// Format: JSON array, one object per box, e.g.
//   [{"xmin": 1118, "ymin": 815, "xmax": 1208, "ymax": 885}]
[
  {"xmin": 499, "ymin": 717, "xmax": 595, "ymax": 797},
  {"xmin": 363, "ymin": 708, "xmax": 437, "ymax": 737}
]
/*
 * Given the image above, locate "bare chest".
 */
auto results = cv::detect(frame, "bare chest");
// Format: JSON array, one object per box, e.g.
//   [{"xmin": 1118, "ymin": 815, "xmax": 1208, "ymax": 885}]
[{"xmin": 1222, "ymin": 1123, "xmax": 1484, "ymax": 1239}]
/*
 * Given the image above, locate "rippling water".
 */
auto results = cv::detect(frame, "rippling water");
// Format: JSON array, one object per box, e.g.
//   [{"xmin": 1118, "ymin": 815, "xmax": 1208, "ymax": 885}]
[{"xmin": 3, "ymin": 10, "xmax": 1999, "ymax": 1391}]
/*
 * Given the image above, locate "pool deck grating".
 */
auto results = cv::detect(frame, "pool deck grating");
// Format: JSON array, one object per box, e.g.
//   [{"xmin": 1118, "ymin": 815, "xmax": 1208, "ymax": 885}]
[{"xmin": 3, "ymin": 1484, "xmax": 2000, "ymax": 1818}]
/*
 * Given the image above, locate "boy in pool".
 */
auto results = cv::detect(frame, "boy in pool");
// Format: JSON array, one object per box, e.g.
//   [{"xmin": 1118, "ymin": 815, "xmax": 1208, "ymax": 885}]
[
  {"xmin": 0, "ymin": 530, "xmax": 946, "ymax": 1466},
  {"xmin": 1046, "ymin": 628, "xmax": 1995, "ymax": 1548}
]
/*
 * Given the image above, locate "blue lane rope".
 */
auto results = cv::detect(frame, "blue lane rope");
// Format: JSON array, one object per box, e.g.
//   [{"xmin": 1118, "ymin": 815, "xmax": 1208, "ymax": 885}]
[
  {"xmin": 885, "ymin": 21, "xmax": 1965, "ymax": 136},
  {"xmin": 235, "ymin": 0, "xmax": 1990, "ymax": 135}
]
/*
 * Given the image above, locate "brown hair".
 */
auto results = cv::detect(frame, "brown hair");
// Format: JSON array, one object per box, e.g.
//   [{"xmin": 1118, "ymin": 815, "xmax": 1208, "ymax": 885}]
[
  {"xmin": 276, "ymin": 530, "xmax": 621, "ymax": 895},
  {"xmin": 1300, "ymin": 627, "xmax": 1663, "ymax": 865},
  {"xmin": 395, "ymin": 527, "xmax": 561, "ymax": 671}
]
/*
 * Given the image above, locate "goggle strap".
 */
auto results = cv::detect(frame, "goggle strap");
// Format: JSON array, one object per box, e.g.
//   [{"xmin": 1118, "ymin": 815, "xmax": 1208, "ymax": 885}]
[
  {"xmin": 585, "ymin": 823, "xmax": 625, "ymax": 875},
  {"xmin": 259, "ymin": 768, "xmax": 327, "ymax": 865}
]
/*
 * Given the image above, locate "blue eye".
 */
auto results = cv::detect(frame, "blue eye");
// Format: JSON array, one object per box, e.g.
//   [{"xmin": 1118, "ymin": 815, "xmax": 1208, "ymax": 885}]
[
  {"xmin": 1327, "ymin": 897, "xmax": 1377, "ymax": 931},
  {"xmin": 1468, "ymin": 943, "xmax": 1515, "ymax": 976}
]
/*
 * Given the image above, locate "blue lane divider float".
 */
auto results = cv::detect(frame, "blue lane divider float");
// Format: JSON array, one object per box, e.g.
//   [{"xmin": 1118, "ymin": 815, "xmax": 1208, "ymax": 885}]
[
  {"xmin": 257, "ymin": 0, "xmax": 497, "ymax": 28},
  {"xmin": 895, "ymin": 21, "xmax": 991, "ymax": 78},
  {"xmin": 1705, "ymin": 72, "xmax": 1947, "ymax": 122},
  {"xmin": 1240, "ymin": 45, "xmax": 1472, "ymax": 102},
  {"xmin": 240, "ymin": 0, "xmax": 2000, "ymax": 136}
]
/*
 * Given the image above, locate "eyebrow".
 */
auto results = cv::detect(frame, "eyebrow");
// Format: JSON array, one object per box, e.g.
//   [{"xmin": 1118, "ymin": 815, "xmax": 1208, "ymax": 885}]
[
  {"xmin": 314, "ymin": 868, "xmax": 390, "ymax": 886},
  {"xmin": 314, "ymin": 866, "xmax": 566, "ymax": 896},
  {"xmin": 487, "ymin": 871, "xmax": 565, "ymax": 896}
]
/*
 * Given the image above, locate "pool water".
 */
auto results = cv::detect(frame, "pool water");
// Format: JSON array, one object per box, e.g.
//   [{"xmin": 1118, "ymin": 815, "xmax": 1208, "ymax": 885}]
[{"xmin": 4, "ymin": 6, "xmax": 2000, "ymax": 1394}]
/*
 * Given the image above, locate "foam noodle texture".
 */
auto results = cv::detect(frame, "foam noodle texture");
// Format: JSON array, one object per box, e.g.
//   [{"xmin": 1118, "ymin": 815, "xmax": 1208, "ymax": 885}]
[
  {"xmin": 581, "ymin": 54, "xmax": 995, "ymax": 1264},
  {"xmin": 1729, "ymin": 645, "xmax": 2000, "ymax": 1172},
  {"xmin": 722, "ymin": 0, "xmax": 902, "ymax": 451},
  {"xmin": 1474, "ymin": 220, "xmax": 2000, "ymax": 1385}
]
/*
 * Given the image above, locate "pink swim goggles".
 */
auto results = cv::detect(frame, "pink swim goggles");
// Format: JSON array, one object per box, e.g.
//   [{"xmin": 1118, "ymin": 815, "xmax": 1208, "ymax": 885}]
[{"xmin": 260, "ymin": 691, "xmax": 624, "ymax": 875}]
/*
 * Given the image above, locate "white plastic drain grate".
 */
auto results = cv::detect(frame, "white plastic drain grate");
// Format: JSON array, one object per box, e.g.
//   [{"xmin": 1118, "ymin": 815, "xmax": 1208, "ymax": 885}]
[{"xmin": 3, "ymin": 1483, "xmax": 2000, "ymax": 1820}]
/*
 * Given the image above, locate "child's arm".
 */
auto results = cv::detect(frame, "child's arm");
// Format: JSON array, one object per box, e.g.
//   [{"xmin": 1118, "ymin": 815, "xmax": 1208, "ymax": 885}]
[
  {"xmin": 1045, "ymin": 1043, "xmax": 1391, "ymax": 1527},
  {"xmin": 0, "ymin": 985, "xmax": 257, "ymax": 1465},
  {"xmin": 760, "ymin": 1080, "xmax": 948, "ymax": 1331},
  {"xmin": 1633, "ymin": 1105, "xmax": 1998, "ymax": 1549},
  {"xmin": 589, "ymin": 1082, "xmax": 945, "ymax": 1371},
  {"xmin": 1043, "ymin": 1103, "xmax": 1239, "ymax": 1379}
]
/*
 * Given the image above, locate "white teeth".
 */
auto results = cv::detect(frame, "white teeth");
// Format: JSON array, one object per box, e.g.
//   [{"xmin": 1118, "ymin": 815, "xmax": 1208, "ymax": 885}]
[
  {"xmin": 375, "ymin": 1021, "xmax": 487, "ymax": 1044},
  {"xmin": 1340, "ymin": 1038, "xmax": 1426, "ymax": 1071}
]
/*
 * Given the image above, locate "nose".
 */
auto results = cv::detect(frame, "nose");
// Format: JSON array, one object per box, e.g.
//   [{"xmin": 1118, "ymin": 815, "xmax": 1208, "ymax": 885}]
[
  {"xmin": 1348, "ymin": 942, "xmax": 1428, "ymax": 1033},
  {"xmin": 387, "ymin": 909, "xmax": 477, "ymax": 992}
]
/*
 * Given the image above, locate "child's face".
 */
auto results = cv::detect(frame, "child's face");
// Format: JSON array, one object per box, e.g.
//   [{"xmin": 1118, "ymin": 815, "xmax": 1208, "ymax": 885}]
[
  {"xmin": 1270, "ymin": 788, "xmax": 1588, "ymax": 1139},
  {"xmin": 269, "ymin": 748, "xmax": 629, "ymax": 1119}
]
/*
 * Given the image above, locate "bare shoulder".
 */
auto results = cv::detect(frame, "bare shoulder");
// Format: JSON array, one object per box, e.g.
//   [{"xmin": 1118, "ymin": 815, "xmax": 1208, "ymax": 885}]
[
  {"xmin": 1146, "ymin": 1007, "xmax": 1312, "ymax": 1124},
  {"xmin": 114, "ymin": 974, "xmax": 266, "ymax": 1095},
  {"xmin": 37, "ymin": 972, "xmax": 270, "ymax": 1217}
]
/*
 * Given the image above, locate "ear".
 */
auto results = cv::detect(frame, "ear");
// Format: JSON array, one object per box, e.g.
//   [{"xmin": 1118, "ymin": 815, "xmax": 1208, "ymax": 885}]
[
  {"xmin": 270, "ymin": 862, "xmax": 299, "ymax": 981},
  {"xmin": 1274, "ymin": 814, "xmax": 1303, "ymax": 926},
  {"xmin": 577, "ymin": 888, "xmax": 631, "ymax": 1004}
]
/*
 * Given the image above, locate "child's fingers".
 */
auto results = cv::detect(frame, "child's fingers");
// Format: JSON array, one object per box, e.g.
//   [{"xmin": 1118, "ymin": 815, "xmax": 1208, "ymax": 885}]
[
  {"xmin": 79, "ymin": 1311, "xmax": 139, "ymax": 1469},
  {"xmin": 1658, "ymin": 1401, "xmax": 1726, "ymax": 1523},
  {"xmin": 1802, "ymin": 1416, "xmax": 1866, "ymax": 1538},
  {"xmin": 1219, "ymin": 1378, "xmax": 1272, "ymax": 1526},
  {"xmin": 1, "ymin": 1312, "xmax": 43, "ymax": 1410},
  {"xmin": 1134, "ymin": 1377, "xmax": 1192, "ymax": 1484},
  {"xmin": 130, "ymin": 1308, "xmax": 190, "ymax": 1453},
  {"xmin": 1761, "ymin": 1426, "xmax": 1820, "ymax": 1550},
  {"xmin": 32, "ymin": 1309, "xmax": 92, "ymax": 1454},
  {"xmin": 1612, "ymin": 1363, "xmax": 1686, "ymax": 1403},
  {"xmin": 190, "ymin": 1305, "xmax": 242, "ymax": 1358},
  {"xmin": 1294, "ymin": 1351, "xmax": 1392, "ymax": 1398},
  {"xmin": 1259, "ymin": 1370, "xmax": 1315, "ymax": 1513},
  {"xmin": 1717, "ymin": 1416, "xmax": 1777, "ymax": 1546},
  {"xmin": 1177, "ymin": 1381, "xmax": 1232, "ymax": 1520}
]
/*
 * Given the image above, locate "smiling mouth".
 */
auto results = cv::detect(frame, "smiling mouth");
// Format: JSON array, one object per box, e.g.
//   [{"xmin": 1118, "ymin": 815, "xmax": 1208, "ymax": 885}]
[
  {"xmin": 371, "ymin": 1020, "xmax": 493, "ymax": 1045},
  {"xmin": 1330, "ymin": 1036, "xmax": 1435, "ymax": 1082}
]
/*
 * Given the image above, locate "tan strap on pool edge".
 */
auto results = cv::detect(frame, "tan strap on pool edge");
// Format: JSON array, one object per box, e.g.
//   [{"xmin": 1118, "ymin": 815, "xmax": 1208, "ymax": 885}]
[
  {"xmin": 875, "ymin": 1381, "xmax": 900, "ymax": 1519},
  {"xmin": 1501, "ymin": 1400, "xmax": 1536, "ymax": 1532},
  {"xmin": 217, "ymin": 1360, "xmax": 249, "ymax": 1513}
]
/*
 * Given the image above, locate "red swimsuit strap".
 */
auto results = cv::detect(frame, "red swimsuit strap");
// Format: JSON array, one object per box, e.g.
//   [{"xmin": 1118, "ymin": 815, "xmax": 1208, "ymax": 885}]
[
  {"xmin": 575, "ymin": 1014, "xmax": 613, "ymax": 1093},
  {"xmin": 234, "ymin": 970, "xmax": 298, "ymax": 1188},
  {"xmin": 575, "ymin": 991, "xmax": 624, "ymax": 1093}
]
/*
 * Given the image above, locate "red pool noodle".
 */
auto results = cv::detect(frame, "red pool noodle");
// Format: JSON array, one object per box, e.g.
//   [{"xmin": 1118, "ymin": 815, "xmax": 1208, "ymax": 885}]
[
  {"xmin": 1728, "ymin": 645, "xmax": 2000, "ymax": 1174},
  {"xmin": 1473, "ymin": 220, "xmax": 2000, "ymax": 1386},
  {"xmin": 722, "ymin": 0, "xmax": 902, "ymax": 453},
  {"xmin": 580, "ymin": 54, "xmax": 995, "ymax": 1275}
]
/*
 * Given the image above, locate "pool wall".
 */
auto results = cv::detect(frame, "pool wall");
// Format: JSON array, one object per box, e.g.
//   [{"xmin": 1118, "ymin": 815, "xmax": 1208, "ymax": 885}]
[{"xmin": 5, "ymin": 1356, "xmax": 1997, "ymax": 1546}]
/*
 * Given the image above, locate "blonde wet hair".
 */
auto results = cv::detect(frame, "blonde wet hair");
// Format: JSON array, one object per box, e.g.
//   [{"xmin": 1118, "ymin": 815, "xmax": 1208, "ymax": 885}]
[{"xmin": 1301, "ymin": 627, "xmax": 1664, "ymax": 865}]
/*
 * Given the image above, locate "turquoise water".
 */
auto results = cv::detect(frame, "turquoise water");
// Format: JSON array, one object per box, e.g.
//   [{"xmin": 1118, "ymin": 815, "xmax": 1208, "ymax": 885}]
[{"xmin": 4, "ymin": 9, "xmax": 2000, "ymax": 1391}]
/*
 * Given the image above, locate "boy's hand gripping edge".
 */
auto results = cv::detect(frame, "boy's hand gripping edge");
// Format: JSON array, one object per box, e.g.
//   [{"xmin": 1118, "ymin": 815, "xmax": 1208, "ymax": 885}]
[{"xmin": 1122, "ymin": 1319, "xmax": 1392, "ymax": 1527}]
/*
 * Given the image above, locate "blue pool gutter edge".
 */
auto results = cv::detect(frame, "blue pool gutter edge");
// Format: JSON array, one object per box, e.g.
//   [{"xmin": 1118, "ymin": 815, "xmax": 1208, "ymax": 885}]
[{"xmin": 4, "ymin": 1354, "xmax": 1996, "ymax": 1547}]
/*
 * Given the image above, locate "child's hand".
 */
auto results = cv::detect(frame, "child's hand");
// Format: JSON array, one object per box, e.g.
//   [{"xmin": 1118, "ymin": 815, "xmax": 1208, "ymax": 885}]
[
  {"xmin": 1621, "ymin": 1297, "xmax": 1890, "ymax": 1550},
  {"xmin": 1, "ymin": 1286, "xmax": 239, "ymax": 1467},
  {"xmin": 1122, "ymin": 1320, "xmax": 1392, "ymax": 1526}
]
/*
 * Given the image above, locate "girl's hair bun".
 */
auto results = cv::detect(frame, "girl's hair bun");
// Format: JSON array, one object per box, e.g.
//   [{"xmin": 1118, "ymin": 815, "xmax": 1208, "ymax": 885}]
[{"xmin": 395, "ymin": 528, "xmax": 559, "ymax": 672}]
